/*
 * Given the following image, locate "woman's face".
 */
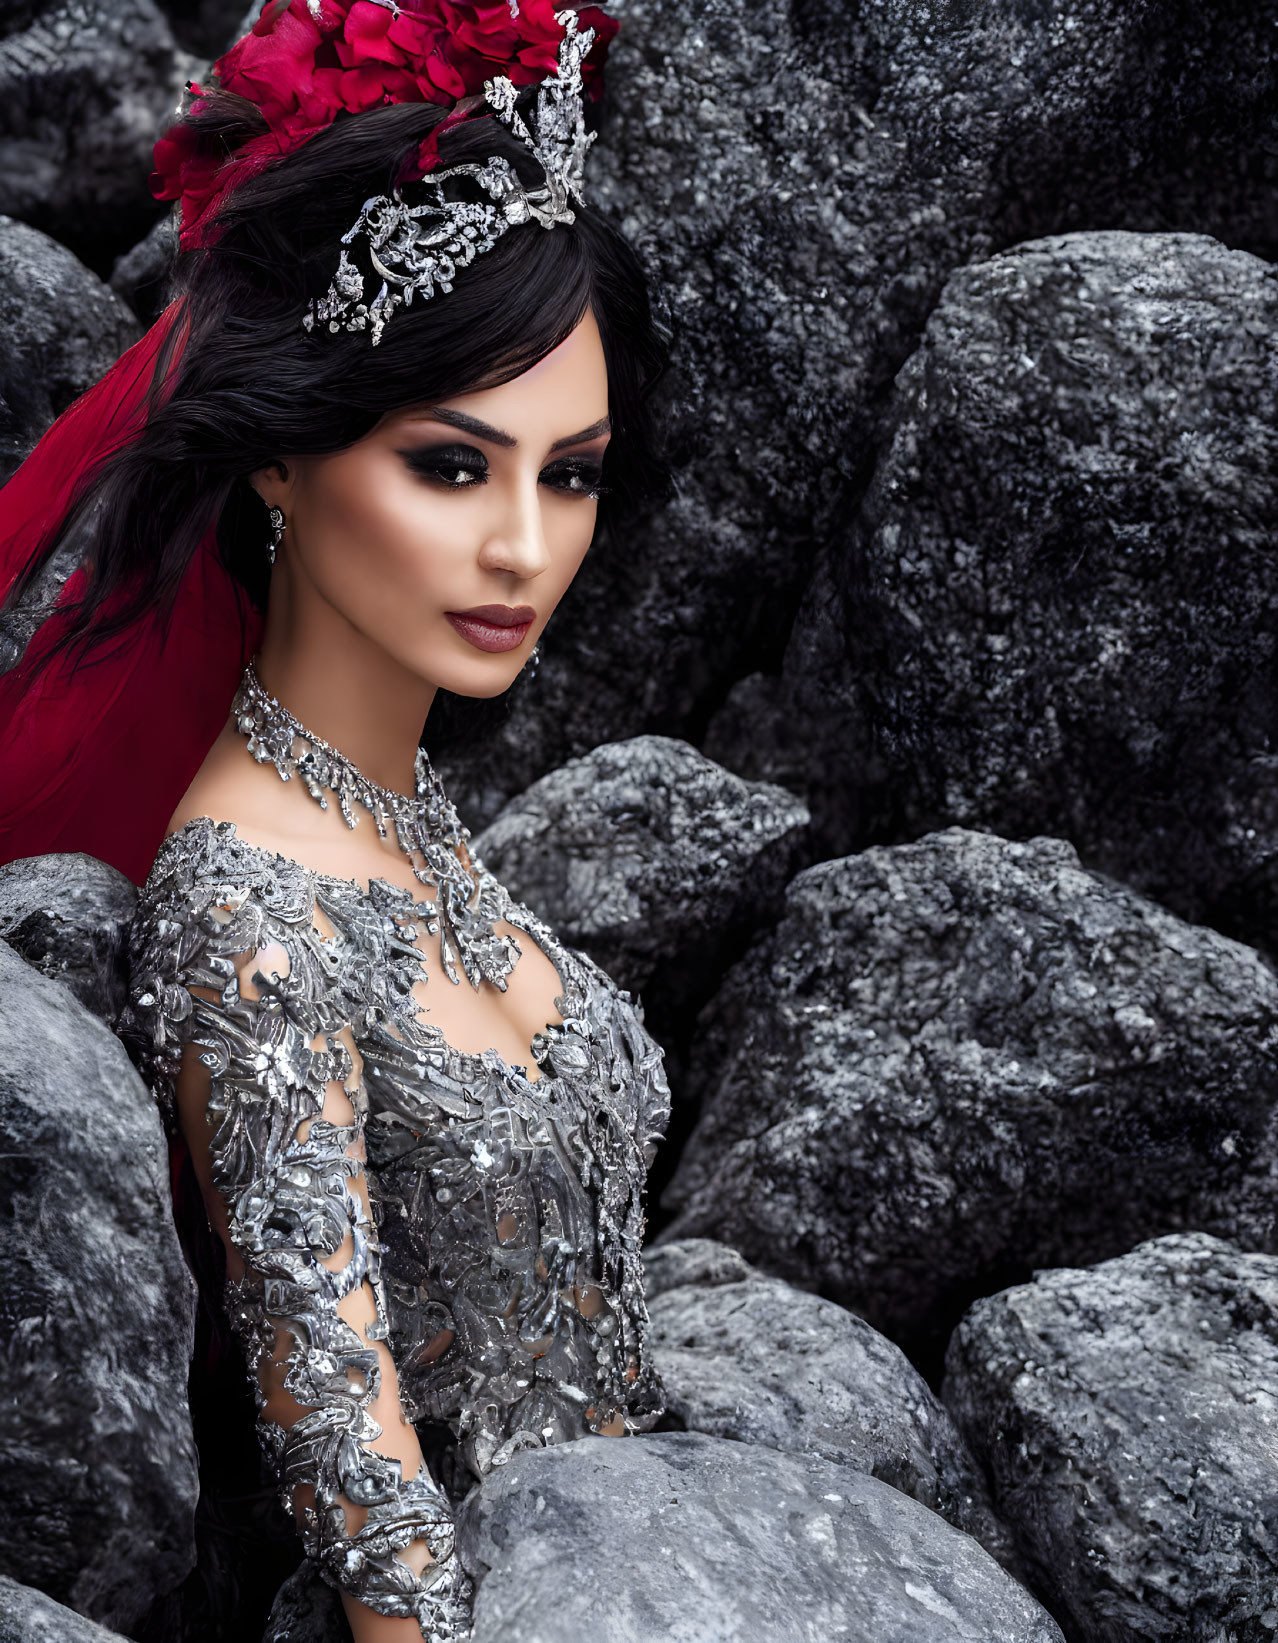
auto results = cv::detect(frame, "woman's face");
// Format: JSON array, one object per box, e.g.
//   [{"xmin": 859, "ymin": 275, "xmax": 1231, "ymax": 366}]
[{"xmin": 256, "ymin": 305, "xmax": 610, "ymax": 697}]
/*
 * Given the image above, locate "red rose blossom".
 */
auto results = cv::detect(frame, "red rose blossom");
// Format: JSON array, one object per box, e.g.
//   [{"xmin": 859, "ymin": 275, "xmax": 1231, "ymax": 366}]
[{"xmin": 152, "ymin": 0, "xmax": 619, "ymax": 249}]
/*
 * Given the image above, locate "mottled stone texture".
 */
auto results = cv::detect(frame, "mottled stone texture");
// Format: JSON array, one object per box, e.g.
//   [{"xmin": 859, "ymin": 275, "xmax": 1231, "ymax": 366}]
[
  {"xmin": 156, "ymin": 0, "xmax": 250, "ymax": 56},
  {"xmin": 261, "ymin": 1559, "xmax": 345, "ymax": 1643},
  {"xmin": 456, "ymin": 1430, "xmax": 1065, "ymax": 1643},
  {"xmin": 0, "ymin": 852, "xmax": 136, "ymax": 1026},
  {"xmin": 0, "ymin": 938, "xmax": 199, "ymax": 1632},
  {"xmin": 707, "ymin": 231, "xmax": 1278, "ymax": 953},
  {"xmin": 943, "ymin": 1232, "xmax": 1278, "ymax": 1643},
  {"xmin": 644, "ymin": 1237, "xmax": 1020, "ymax": 1575},
  {"xmin": 108, "ymin": 211, "xmax": 176, "ymax": 327},
  {"xmin": 0, "ymin": 213, "xmax": 140, "ymax": 671},
  {"xmin": 433, "ymin": 0, "xmax": 1277, "ymax": 828},
  {"xmin": 0, "ymin": 1, "xmax": 189, "ymax": 266},
  {"xmin": 0, "ymin": 1576, "xmax": 134, "ymax": 1642},
  {"xmin": 0, "ymin": 216, "xmax": 139, "ymax": 484},
  {"xmin": 472, "ymin": 735, "xmax": 809, "ymax": 1037},
  {"xmin": 659, "ymin": 829, "xmax": 1278, "ymax": 1360}
]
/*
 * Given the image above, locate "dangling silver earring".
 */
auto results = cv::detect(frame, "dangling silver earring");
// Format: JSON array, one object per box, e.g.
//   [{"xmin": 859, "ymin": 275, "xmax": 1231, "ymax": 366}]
[
  {"xmin": 266, "ymin": 506, "xmax": 285, "ymax": 567},
  {"xmin": 523, "ymin": 640, "xmax": 541, "ymax": 683}
]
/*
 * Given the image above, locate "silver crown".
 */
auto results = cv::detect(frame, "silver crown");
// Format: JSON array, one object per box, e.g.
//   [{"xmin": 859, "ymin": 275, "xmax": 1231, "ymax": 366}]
[{"xmin": 303, "ymin": 8, "xmax": 596, "ymax": 346}]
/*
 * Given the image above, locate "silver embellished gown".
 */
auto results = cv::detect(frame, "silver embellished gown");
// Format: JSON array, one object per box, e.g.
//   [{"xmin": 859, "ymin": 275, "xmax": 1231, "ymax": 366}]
[{"xmin": 122, "ymin": 812, "xmax": 672, "ymax": 1639}]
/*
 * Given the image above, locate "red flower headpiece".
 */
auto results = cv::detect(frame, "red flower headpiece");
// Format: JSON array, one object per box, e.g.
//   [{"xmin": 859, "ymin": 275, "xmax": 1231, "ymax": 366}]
[{"xmin": 152, "ymin": 0, "xmax": 619, "ymax": 250}]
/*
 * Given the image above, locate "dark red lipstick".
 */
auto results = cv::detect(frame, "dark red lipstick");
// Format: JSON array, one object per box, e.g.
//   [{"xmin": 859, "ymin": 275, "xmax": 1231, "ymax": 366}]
[{"xmin": 445, "ymin": 604, "xmax": 535, "ymax": 653}]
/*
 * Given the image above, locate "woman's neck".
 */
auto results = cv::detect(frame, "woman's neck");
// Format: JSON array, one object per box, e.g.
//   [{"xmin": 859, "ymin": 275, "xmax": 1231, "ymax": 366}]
[{"xmin": 251, "ymin": 634, "xmax": 436, "ymax": 800}]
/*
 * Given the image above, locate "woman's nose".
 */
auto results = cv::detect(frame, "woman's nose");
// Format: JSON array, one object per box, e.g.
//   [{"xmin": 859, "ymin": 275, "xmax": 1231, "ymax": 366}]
[{"xmin": 478, "ymin": 470, "xmax": 552, "ymax": 577}]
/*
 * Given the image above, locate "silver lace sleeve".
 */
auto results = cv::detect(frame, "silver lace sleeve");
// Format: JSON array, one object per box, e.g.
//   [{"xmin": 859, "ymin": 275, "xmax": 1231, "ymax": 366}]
[{"xmin": 127, "ymin": 872, "xmax": 474, "ymax": 1639}]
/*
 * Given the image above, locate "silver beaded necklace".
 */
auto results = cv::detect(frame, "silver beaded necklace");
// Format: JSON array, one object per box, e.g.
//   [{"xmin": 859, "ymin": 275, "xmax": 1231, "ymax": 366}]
[{"xmin": 230, "ymin": 656, "xmax": 522, "ymax": 991}]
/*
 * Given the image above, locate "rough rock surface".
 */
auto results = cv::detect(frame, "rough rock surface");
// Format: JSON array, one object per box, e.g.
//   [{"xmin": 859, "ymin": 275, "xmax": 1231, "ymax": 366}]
[
  {"xmin": 157, "ymin": 0, "xmax": 251, "ymax": 56},
  {"xmin": 433, "ymin": 0, "xmax": 1278, "ymax": 828},
  {"xmin": 0, "ymin": 852, "xmax": 136, "ymax": 1025},
  {"xmin": 0, "ymin": 1576, "xmax": 134, "ymax": 1642},
  {"xmin": 0, "ymin": 938, "xmax": 198, "ymax": 1632},
  {"xmin": 658, "ymin": 829, "xmax": 1278, "ymax": 1361},
  {"xmin": 472, "ymin": 735, "xmax": 809, "ymax": 1030},
  {"xmin": 108, "ymin": 210, "xmax": 175, "ymax": 327},
  {"xmin": 456, "ymin": 1429, "xmax": 1064, "ymax": 1643},
  {"xmin": 706, "ymin": 231, "xmax": 1278, "ymax": 953},
  {"xmin": 644, "ymin": 1237, "xmax": 1019, "ymax": 1573},
  {"xmin": 260, "ymin": 1559, "xmax": 343, "ymax": 1643},
  {"xmin": 0, "ymin": 1, "xmax": 191, "ymax": 265},
  {"xmin": 0, "ymin": 215, "xmax": 138, "ymax": 486},
  {"xmin": 0, "ymin": 214, "xmax": 139, "ymax": 673},
  {"xmin": 942, "ymin": 1231, "xmax": 1278, "ymax": 1643}
]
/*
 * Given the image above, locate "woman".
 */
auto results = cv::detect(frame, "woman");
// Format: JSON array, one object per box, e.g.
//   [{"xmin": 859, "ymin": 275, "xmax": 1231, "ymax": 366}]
[{"xmin": 0, "ymin": 4, "xmax": 673, "ymax": 1638}]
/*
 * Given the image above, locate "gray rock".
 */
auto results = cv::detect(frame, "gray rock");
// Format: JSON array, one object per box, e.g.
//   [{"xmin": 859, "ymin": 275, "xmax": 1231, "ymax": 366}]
[
  {"xmin": 0, "ymin": 938, "xmax": 198, "ymax": 1631},
  {"xmin": 642, "ymin": 1234, "xmax": 754, "ymax": 1299},
  {"xmin": 0, "ymin": 852, "xmax": 136, "ymax": 1025},
  {"xmin": 0, "ymin": 1576, "xmax": 134, "ymax": 1642},
  {"xmin": 457, "ymin": 1429, "xmax": 1064, "ymax": 1642},
  {"xmin": 0, "ymin": 215, "xmax": 139, "ymax": 481},
  {"xmin": 658, "ymin": 829, "xmax": 1278, "ymax": 1362},
  {"xmin": 432, "ymin": 0, "xmax": 1276, "ymax": 827},
  {"xmin": 108, "ymin": 211, "xmax": 176, "ymax": 326},
  {"xmin": 645, "ymin": 1237, "xmax": 1019, "ymax": 1572},
  {"xmin": 942, "ymin": 1231, "xmax": 1278, "ymax": 1643},
  {"xmin": 261, "ymin": 1558, "xmax": 345, "ymax": 1643},
  {"xmin": 706, "ymin": 230, "xmax": 1278, "ymax": 953},
  {"xmin": 157, "ymin": 0, "xmax": 252, "ymax": 56},
  {"xmin": 0, "ymin": 216, "xmax": 139, "ymax": 670},
  {"xmin": 471, "ymin": 736, "xmax": 809, "ymax": 1025},
  {"xmin": 0, "ymin": 1, "xmax": 192, "ymax": 263},
  {"xmin": 0, "ymin": 498, "xmax": 96, "ymax": 675}
]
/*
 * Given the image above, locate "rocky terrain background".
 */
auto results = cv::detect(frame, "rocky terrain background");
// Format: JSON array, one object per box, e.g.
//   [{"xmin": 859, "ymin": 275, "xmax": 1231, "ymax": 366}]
[{"xmin": 0, "ymin": 1, "xmax": 1276, "ymax": 1640}]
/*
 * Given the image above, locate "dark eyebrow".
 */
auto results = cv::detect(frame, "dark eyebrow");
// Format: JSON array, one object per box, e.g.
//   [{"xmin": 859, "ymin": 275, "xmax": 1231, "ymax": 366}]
[
  {"xmin": 405, "ymin": 406, "xmax": 611, "ymax": 451},
  {"xmin": 549, "ymin": 416, "xmax": 611, "ymax": 451}
]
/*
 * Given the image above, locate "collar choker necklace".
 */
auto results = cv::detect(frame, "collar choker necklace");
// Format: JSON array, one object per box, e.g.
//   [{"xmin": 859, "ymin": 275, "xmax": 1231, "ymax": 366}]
[{"xmin": 229, "ymin": 657, "xmax": 521, "ymax": 992}]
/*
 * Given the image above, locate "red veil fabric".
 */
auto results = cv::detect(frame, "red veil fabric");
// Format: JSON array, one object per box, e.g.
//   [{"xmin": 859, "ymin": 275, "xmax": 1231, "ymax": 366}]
[{"xmin": 0, "ymin": 300, "xmax": 265, "ymax": 886}]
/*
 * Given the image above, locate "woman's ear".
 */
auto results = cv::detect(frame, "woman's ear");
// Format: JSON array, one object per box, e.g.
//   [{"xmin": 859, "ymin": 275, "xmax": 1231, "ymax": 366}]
[{"xmin": 248, "ymin": 460, "xmax": 292, "ymax": 513}]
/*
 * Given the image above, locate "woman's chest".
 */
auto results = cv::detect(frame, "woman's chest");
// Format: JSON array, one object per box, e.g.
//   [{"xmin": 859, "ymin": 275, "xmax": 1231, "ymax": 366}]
[
  {"xmin": 354, "ymin": 971, "xmax": 661, "ymax": 1443},
  {"xmin": 307, "ymin": 849, "xmax": 573, "ymax": 1090},
  {"xmin": 352, "ymin": 945, "xmax": 650, "ymax": 1195}
]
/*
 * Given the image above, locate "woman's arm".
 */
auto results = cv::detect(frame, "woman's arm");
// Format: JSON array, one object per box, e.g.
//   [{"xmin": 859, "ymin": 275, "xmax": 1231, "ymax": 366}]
[{"xmin": 173, "ymin": 928, "xmax": 471, "ymax": 1641}]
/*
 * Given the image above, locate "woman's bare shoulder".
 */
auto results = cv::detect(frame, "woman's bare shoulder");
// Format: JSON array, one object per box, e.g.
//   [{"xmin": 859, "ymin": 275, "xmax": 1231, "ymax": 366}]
[
  {"xmin": 163, "ymin": 723, "xmax": 320, "ymax": 860},
  {"xmin": 161, "ymin": 725, "xmax": 433, "ymax": 894}
]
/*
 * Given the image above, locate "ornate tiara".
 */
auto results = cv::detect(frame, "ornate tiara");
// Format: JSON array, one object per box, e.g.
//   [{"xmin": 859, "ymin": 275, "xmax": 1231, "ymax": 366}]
[{"xmin": 302, "ymin": 8, "xmax": 596, "ymax": 346}]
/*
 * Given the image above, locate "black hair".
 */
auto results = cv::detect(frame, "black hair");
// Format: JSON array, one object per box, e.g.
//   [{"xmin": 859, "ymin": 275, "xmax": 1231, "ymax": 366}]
[{"xmin": 1, "ymin": 87, "xmax": 671, "ymax": 746}]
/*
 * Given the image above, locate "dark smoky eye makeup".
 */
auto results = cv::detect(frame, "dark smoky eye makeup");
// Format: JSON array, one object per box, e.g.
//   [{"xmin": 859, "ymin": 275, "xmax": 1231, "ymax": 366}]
[
  {"xmin": 397, "ymin": 442, "xmax": 610, "ymax": 499},
  {"xmin": 539, "ymin": 455, "xmax": 610, "ymax": 499},
  {"xmin": 397, "ymin": 443, "xmax": 489, "ymax": 486}
]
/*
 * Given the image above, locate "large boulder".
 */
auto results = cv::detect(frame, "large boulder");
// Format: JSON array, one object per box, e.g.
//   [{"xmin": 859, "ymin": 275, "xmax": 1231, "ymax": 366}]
[
  {"xmin": 156, "ymin": 0, "xmax": 251, "ymax": 56},
  {"xmin": 658, "ymin": 829, "xmax": 1278, "ymax": 1363},
  {"xmin": 942, "ymin": 1231, "xmax": 1278, "ymax": 1643},
  {"xmin": 0, "ymin": 1, "xmax": 190, "ymax": 266},
  {"xmin": 0, "ymin": 938, "xmax": 199, "ymax": 1632},
  {"xmin": 108, "ymin": 211, "xmax": 176, "ymax": 328},
  {"xmin": 261, "ymin": 1559, "xmax": 343, "ymax": 1643},
  {"xmin": 457, "ymin": 1430, "xmax": 1065, "ymax": 1642},
  {"xmin": 706, "ymin": 230, "xmax": 1278, "ymax": 952},
  {"xmin": 644, "ymin": 1237, "xmax": 1019, "ymax": 1573},
  {"xmin": 0, "ymin": 852, "xmax": 137, "ymax": 1026},
  {"xmin": 0, "ymin": 218, "xmax": 139, "ymax": 677},
  {"xmin": 432, "ymin": 0, "xmax": 1277, "ymax": 825},
  {"xmin": 0, "ymin": 1576, "xmax": 134, "ymax": 1642},
  {"xmin": 0, "ymin": 216, "xmax": 139, "ymax": 484},
  {"xmin": 472, "ymin": 735, "xmax": 809, "ymax": 1044}
]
